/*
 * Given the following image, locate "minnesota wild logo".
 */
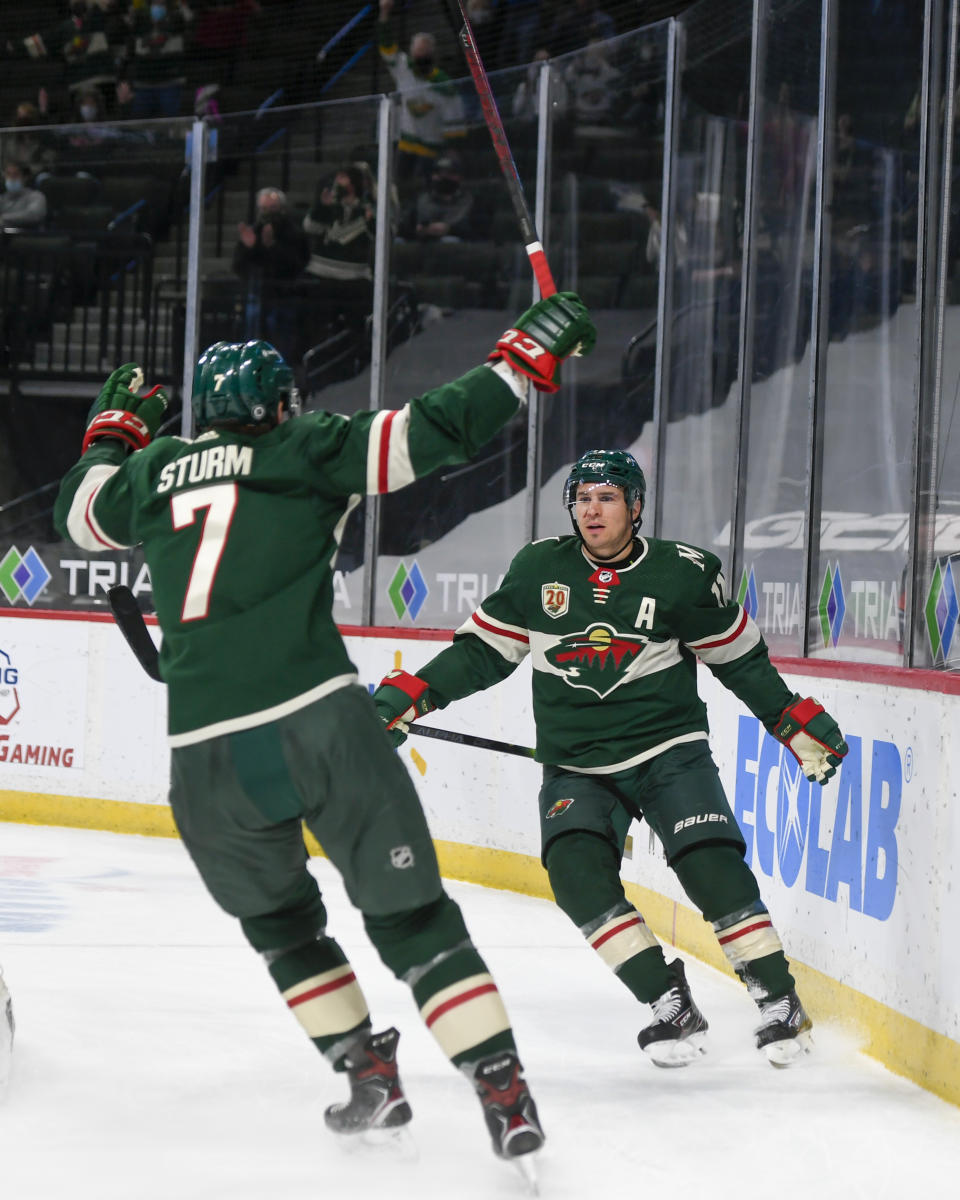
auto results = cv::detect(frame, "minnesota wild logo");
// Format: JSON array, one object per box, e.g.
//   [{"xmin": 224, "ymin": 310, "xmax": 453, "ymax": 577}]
[{"xmin": 545, "ymin": 623, "xmax": 649, "ymax": 699}]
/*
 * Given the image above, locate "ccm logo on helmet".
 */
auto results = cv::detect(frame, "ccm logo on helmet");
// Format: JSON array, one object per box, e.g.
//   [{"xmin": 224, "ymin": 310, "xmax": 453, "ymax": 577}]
[{"xmin": 673, "ymin": 813, "xmax": 729, "ymax": 835}]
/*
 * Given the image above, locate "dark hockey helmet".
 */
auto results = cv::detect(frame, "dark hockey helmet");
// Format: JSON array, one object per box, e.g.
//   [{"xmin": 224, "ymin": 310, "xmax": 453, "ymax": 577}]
[
  {"xmin": 192, "ymin": 340, "xmax": 300, "ymax": 431},
  {"xmin": 562, "ymin": 449, "xmax": 647, "ymax": 533}
]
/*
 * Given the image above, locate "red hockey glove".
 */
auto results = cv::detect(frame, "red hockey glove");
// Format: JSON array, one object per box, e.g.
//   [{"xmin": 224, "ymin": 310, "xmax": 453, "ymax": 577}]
[
  {"xmin": 82, "ymin": 363, "xmax": 169, "ymax": 454},
  {"xmin": 488, "ymin": 291, "xmax": 596, "ymax": 393},
  {"xmin": 770, "ymin": 694, "xmax": 848, "ymax": 784},
  {"xmin": 372, "ymin": 670, "xmax": 436, "ymax": 747}
]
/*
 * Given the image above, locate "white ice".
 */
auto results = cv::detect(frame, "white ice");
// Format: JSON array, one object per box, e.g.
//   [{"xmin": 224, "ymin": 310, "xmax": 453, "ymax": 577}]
[{"xmin": 2, "ymin": 822, "xmax": 959, "ymax": 1199}]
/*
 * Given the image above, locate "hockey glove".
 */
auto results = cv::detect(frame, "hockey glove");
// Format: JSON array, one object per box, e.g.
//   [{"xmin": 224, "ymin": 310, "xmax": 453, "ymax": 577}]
[
  {"xmin": 770, "ymin": 694, "xmax": 848, "ymax": 784},
  {"xmin": 82, "ymin": 363, "xmax": 169, "ymax": 455},
  {"xmin": 489, "ymin": 291, "xmax": 597, "ymax": 393},
  {"xmin": 373, "ymin": 670, "xmax": 436, "ymax": 747}
]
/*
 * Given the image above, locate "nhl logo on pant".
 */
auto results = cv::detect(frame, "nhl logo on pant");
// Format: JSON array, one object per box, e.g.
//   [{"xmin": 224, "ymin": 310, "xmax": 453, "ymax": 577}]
[
  {"xmin": 542, "ymin": 581, "xmax": 570, "ymax": 618},
  {"xmin": 390, "ymin": 845, "xmax": 415, "ymax": 869}
]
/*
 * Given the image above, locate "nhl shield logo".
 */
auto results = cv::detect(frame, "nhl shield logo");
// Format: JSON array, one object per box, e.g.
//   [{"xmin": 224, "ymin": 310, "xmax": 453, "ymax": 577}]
[{"xmin": 542, "ymin": 582, "xmax": 570, "ymax": 619}]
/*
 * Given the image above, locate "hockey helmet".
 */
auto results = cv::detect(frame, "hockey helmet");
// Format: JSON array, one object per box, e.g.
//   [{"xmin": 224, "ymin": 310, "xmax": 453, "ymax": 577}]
[
  {"xmin": 192, "ymin": 340, "xmax": 300, "ymax": 431},
  {"xmin": 562, "ymin": 449, "xmax": 646, "ymax": 533}
]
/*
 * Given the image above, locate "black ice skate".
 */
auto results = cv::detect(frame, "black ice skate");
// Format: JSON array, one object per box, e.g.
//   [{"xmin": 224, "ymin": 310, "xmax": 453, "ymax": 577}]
[
  {"xmin": 754, "ymin": 990, "xmax": 813, "ymax": 1067},
  {"xmin": 324, "ymin": 1027, "xmax": 412, "ymax": 1135},
  {"xmin": 637, "ymin": 959, "xmax": 709, "ymax": 1067},
  {"xmin": 473, "ymin": 1052, "xmax": 545, "ymax": 1163}
]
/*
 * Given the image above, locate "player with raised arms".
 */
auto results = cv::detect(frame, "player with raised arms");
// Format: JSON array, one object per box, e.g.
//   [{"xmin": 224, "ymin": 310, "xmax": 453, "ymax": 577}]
[{"xmin": 54, "ymin": 291, "xmax": 595, "ymax": 1179}]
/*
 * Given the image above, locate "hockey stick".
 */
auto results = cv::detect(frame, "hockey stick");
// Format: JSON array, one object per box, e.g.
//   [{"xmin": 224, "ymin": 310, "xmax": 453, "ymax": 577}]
[
  {"xmin": 108, "ymin": 585, "xmax": 161, "ymax": 681},
  {"xmin": 444, "ymin": 0, "xmax": 557, "ymax": 298},
  {"xmin": 108, "ymin": 583, "xmax": 537, "ymax": 759},
  {"xmin": 408, "ymin": 723, "xmax": 535, "ymax": 758}
]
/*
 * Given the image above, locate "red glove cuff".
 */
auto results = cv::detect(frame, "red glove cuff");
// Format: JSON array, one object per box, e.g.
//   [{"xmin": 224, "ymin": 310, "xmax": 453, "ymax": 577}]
[
  {"xmin": 82, "ymin": 409, "xmax": 152, "ymax": 454},
  {"xmin": 378, "ymin": 670, "xmax": 434, "ymax": 729},
  {"xmin": 773, "ymin": 695, "xmax": 824, "ymax": 741},
  {"xmin": 488, "ymin": 329, "xmax": 561, "ymax": 393}
]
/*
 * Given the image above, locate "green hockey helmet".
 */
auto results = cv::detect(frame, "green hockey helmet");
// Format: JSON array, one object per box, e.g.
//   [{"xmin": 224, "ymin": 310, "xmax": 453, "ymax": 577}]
[
  {"xmin": 192, "ymin": 340, "xmax": 299, "ymax": 431},
  {"xmin": 562, "ymin": 449, "xmax": 647, "ymax": 533}
]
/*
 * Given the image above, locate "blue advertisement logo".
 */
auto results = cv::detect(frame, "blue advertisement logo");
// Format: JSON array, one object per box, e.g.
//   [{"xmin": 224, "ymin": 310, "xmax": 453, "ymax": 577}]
[{"xmin": 734, "ymin": 716, "xmax": 901, "ymax": 920}]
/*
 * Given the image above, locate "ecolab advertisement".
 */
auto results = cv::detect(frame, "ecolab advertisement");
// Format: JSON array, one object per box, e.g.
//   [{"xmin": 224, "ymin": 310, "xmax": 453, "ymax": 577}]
[
  {"xmin": 0, "ymin": 613, "xmax": 958, "ymax": 1045},
  {"xmin": 625, "ymin": 669, "xmax": 958, "ymax": 1042}
]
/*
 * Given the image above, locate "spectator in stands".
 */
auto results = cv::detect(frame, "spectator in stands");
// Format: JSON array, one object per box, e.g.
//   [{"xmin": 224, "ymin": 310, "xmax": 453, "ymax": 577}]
[
  {"xmin": 74, "ymin": 86, "xmax": 107, "ymax": 124},
  {"xmin": 2, "ymin": 101, "xmax": 57, "ymax": 179},
  {"xmin": 233, "ymin": 185, "xmax": 309, "ymax": 363},
  {"xmin": 0, "ymin": 162, "xmax": 48, "ymax": 229},
  {"xmin": 302, "ymin": 162, "xmax": 376, "ymax": 333},
  {"xmin": 377, "ymin": 0, "xmax": 465, "ymax": 187},
  {"xmin": 512, "ymin": 46, "xmax": 569, "ymax": 121},
  {"xmin": 234, "ymin": 186, "xmax": 309, "ymax": 284},
  {"xmin": 405, "ymin": 153, "xmax": 480, "ymax": 242},
  {"xmin": 15, "ymin": 1, "xmax": 121, "ymax": 109},
  {"xmin": 564, "ymin": 37, "xmax": 621, "ymax": 126},
  {"xmin": 125, "ymin": 0, "xmax": 193, "ymax": 118}
]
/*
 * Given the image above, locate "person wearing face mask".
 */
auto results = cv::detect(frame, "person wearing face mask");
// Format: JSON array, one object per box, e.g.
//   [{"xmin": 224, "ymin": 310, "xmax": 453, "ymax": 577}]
[
  {"xmin": 233, "ymin": 186, "xmax": 309, "ymax": 362},
  {"xmin": 410, "ymin": 153, "xmax": 478, "ymax": 242},
  {"xmin": 76, "ymin": 88, "xmax": 104, "ymax": 123},
  {"xmin": 300, "ymin": 164, "xmax": 378, "ymax": 340},
  {"xmin": 0, "ymin": 162, "xmax": 48, "ymax": 230},
  {"xmin": 377, "ymin": 0, "xmax": 465, "ymax": 188},
  {"xmin": 16, "ymin": 2, "xmax": 118, "ymax": 102},
  {"xmin": 234, "ymin": 186, "xmax": 308, "ymax": 285},
  {"xmin": 127, "ymin": 0, "xmax": 194, "ymax": 118}
]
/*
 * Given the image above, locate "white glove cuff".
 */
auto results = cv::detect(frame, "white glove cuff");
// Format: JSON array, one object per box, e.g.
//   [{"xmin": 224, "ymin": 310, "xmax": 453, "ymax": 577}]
[{"xmin": 486, "ymin": 358, "xmax": 529, "ymax": 404}]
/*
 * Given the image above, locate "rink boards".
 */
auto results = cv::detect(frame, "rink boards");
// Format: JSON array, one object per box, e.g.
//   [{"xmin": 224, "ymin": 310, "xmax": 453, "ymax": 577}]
[{"xmin": 1, "ymin": 609, "xmax": 958, "ymax": 1106}]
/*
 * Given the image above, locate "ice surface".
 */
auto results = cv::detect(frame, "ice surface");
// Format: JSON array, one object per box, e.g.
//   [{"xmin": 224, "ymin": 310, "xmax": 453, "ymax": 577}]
[{"xmin": 2, "ymin": 823, "xmax": 959, "ymax": 1199}]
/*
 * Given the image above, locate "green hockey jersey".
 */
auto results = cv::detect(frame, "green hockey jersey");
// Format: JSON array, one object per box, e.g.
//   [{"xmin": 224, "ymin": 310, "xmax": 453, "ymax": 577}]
[
  {"xmin": 54, "ymin": 364, "xmax": 523, "ymax": 745},
  {"xmin": 419, "ymin": 534, "xmax": 795, "ymax": 773}
]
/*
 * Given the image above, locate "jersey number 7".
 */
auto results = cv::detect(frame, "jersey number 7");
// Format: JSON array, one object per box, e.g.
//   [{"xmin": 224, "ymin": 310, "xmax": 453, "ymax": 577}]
[{"xmin": 170, "ymin": 482, "xmax": 238, "ymax": 621}]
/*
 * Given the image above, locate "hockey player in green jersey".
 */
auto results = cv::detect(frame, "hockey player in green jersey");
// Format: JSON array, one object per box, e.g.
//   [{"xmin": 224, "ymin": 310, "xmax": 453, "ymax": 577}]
[
  {"xmin": 54, "ymin": 291, "xmax": 596, "ymax": 1168},
  {"xmin": 374, "ymin": 448, "xmax": 849, "ymax": 1069}
]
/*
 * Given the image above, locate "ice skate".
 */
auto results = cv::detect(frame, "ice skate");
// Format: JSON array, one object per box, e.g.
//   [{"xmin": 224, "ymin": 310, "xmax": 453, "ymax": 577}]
[
  {"xmin": 754, "ymin": 990, "xmax": 812, "ymax": 1067},
  {"xmin": 637, "ymin": 959, "xmax": 708, "ymax": 1067},
  {"xmin": 325, "ymin": 1027, "xmax": 413, "ymax": 1148},
  {"xmin": 473, "ymin": 1052, "xmax": 544, "ymax": 1191}
]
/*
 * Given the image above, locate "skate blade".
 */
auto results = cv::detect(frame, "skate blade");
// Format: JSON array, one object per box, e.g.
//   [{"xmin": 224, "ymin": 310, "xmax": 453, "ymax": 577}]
[
  {"xmin": 644, "ymin": 1030, "xmax": 708, "ymax": 1068},
  {"xmin": 764, "ymin": 1029, "xmax": 813, "ymax": 1069},
  {"xmin": 336, "ymin": 1124, "xmax": 419, "ymax": 1161},
  {"xmin": 508, "ymin": 1150, "xmax": 541, "ymax": 1196}
]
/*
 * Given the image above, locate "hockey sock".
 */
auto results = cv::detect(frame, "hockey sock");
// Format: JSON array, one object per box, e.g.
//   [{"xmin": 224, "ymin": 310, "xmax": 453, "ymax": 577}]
[
  {"xmin": 265, "ymin": 934, "xmax": 371, "ymax": 1066},
  {"xmin": 365, "ymin": 895, "xmax": 515, "ymax": 1068},
  {"xmin": 242, "ymin": 896, "xmax": 371, "ymax": 1065},
  {"xmin": 671, "ymin": 846, "xmax": 796, "ymax": 999},
  {"xmin": 546, "ymin": 831, "xmax": 673, "ymax": 1002}
]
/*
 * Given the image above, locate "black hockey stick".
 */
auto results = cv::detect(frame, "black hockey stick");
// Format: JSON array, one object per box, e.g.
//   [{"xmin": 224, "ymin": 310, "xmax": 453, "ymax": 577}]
[
  {"xmin": 108, "ymin": 583, "xmax": 537, "ymax": 758},
  {"xmin": 444, "ymin": 0, "xmax": 557, "ymax": 298},
  {"xmin": 408, "ymin": 723, "xmax": 535, "ymax": 758},
  {"xmin": 108, "ymin": 584, "xmax": 161, "ymax": 681}
]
